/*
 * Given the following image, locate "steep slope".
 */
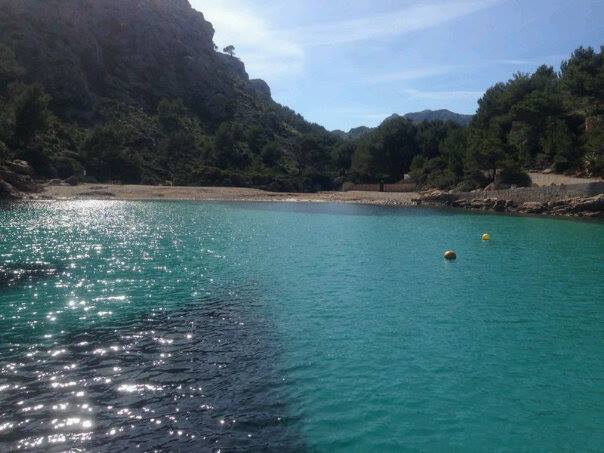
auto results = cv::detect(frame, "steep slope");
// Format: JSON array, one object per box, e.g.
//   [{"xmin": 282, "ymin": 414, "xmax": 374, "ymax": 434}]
[
  {"xmin": 0, "ymin": 0, "xmax": 340, "ymax": 193},
  {"xmin": 0, "ymin": 0, "xmax": 271, "ymax": 124}
]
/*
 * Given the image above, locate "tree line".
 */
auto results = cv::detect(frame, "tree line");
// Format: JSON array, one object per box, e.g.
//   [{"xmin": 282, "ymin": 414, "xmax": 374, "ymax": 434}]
[
  {"xmin": 352, "ymin": 46, "xmax": 603, "ymax": 190},
  {"xmin": 0, "ymin": 45, "xmax": 602, "ymax": 192}
]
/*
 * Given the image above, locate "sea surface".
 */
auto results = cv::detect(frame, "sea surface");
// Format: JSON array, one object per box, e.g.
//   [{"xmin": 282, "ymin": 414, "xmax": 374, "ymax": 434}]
[{"xmin": 0, "ymin": 200, "xmax": 602, "ymax": 452}]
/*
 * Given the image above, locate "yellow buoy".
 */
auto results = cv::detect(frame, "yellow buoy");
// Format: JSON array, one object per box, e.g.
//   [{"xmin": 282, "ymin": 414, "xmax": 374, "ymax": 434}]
[
  {"xmin": 443, "ymin": 250, "xmax": 457, "ymax": 260},
  {"xmin": 482, "ymin": 233, "xmax": 491, "ymax": 241}
]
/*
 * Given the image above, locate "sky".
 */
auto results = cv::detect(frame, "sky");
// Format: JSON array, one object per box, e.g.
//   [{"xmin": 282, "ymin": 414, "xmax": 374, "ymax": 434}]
[{"xmin": 190, "ymin": 0, "xmax": 604, "ymax": 131}]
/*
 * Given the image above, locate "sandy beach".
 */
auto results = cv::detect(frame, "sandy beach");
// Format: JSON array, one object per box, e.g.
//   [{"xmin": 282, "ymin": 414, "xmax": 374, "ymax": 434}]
[
  {"xmin": 36, "ymin": 172, "xmax": 601, "ymax": 205},
  {"xmin": 38, "ymin": 183, "xmax": 419, "ymax": 207}
]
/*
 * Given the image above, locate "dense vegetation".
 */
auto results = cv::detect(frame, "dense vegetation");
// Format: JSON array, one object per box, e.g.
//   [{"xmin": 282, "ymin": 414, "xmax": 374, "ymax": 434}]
[
  {"xmin": 353, "ymin": 46, "xmax": 604, "ymax": 190},
  {"xmin": 0, "ymin": 36, "xmax": 343, "ymax": 192},
  {"xmin": 0, "ymin": 0, "xmax": 601, "ymax": 194},
  {"xmin": 0, "ymin": 0, "xmax": 344, "ymax": 193}
]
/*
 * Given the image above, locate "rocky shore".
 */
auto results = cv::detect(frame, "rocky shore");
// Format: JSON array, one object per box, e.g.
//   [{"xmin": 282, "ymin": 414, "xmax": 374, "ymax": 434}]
[
  {"xmin": 415, "ymin": 183, "xmax": 604, "ymax": 218},
  {"xmin": 0, "ymin": 160, "xmax": 41, "ymax": 199},
  {"xmin": 3, "ymin": 167, "xmax": 603, "ymax": 220}
]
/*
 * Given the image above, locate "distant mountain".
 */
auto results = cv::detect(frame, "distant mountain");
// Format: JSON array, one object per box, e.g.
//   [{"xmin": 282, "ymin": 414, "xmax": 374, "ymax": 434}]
[
  {"xmin": 402, "ymin": 109, "xmax": 474, "ymax": 126},
  {"xmin": 335, "ymin": 109, "xmax": 474, "ymax": 140},
  {"xmin": 332, "ymin": 126, "xmax": 372, "ymax": 141}
]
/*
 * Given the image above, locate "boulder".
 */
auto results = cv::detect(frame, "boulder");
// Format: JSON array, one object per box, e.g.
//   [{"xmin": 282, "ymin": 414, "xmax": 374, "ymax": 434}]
[
  {"xmin": 419, "ymin": 190, "xmax": 459, "ymax": 205},
  {"xmin": 0, "ymin": 169, "xmax": 37, "ymax": 192},
  {"xmin": 5, "ymin": 160, "xmax": 34, "ymax": 176},
  {"xmin": 493, "ymin": 199, "xmax": 507, "ymax": 212},
  {"xmin": 65, "ymin": 175, "xmax": 79, "ymax": 186},
  {"xmin": 571, "ymin": 194, "xmax": 604, "ymax": 213},
  {"xmin": 0, "ymin": 179, "xmax": 19, "ymax": 199},
  {"xmin": 518, "ymin": 202, "xmax": 546, "ymax": 213}
]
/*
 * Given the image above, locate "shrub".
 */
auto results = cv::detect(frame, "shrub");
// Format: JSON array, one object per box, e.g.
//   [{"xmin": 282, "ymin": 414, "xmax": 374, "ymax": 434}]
[
  {"xmin": 584, "ymin": 151, "xmax": 604, "ymax": 177},
  {"xmin": 552, "ymin": 156, "xmax": 573, "ymax": 173},
  {"xmin": 454, "ymin": 179, "xmax": 480, "ymax": 192},
  {"xmin": 410, "ymin": 156, "xmax": 459, "ymax": 190},
  {"xmin": 461, "ymin": 168, "xmax": 490, "ymax": 190},
  {"xmin": 500, "ymin": 161, "xmax": 532, "ymax": 186},
  {"xmin": 52, "ymin": 155, "xmax": 84, "ymax": 179},
  {"xmin": 409, "ymin": 155, "xmax": 427, "ymax": 186},
  {"xmin": 427, "ymin": 170, "xmax": 458, "ymax": 190}
]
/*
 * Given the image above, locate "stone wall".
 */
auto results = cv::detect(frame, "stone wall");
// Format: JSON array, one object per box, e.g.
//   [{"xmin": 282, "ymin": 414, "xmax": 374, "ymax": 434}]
[{"xmin": 342, "ymin": 182, "xmax": 417, "ymax": 193}]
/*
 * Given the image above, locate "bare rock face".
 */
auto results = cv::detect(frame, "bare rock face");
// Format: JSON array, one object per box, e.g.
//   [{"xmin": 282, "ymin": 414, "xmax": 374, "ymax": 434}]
[
  {"xmin": 249, "ymin": 79, "xmax": 272, "ymax": 99},
  {"xmin": 0, "ymin": 179, "xmax": 19, "ymax": 199},
  {"xmin": 414, "ymin": 188, "xmax": 603, "ymax": 218},
  {"xmin": 517, "ymin": 202, "xmax": 546, "ymax": 214},
  {"xmin": 5, "ymin": 160, "xmax": 34, "ymax": 176},
  {"xmin": 415, "ymin": 190, "xmax": 460, "ymax": 205},
  {"xmin": 0, "ymin": 160, "xmax": 40, "ymax": 199},
  {"xmin": 564, "ymin": 194, "xmax": 604, "ymax": 215},
  {"xmin": 0, "ymin": 0, "xmax": 272, "ymax": 123},
  {"xmin": 65, "ymin": 175, "xmax": 79, "ymax": 186}
]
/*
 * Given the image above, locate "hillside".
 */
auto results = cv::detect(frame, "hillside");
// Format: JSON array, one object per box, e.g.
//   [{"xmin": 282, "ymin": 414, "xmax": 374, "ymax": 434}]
[
  {"xmin": 0, "ymin": 0, "xmax": 339, "ymax": 193},
  {"xmin": 0, "ymin": 0, "xmax": 276, "ymax": 124},
  {"xmin": 403, "ymin": 110, "xmax": 473, "ymax": 126},
  {"xmin": 0, "ymin": 1, "xmax": 601, "ymax": 198},
  {"xmin": 334, "ymin": 109, "xmax": 473, "ymax": 140}
]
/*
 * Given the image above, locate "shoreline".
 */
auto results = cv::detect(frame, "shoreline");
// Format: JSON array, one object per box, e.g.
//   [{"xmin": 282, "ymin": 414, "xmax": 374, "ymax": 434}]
[
  {"xmin": 16, "ymin": 182, "xmax": 602, "ymax": 220},
  {"xmin": 33, "ymin": 184, "xmax": 419, "ymax": 207}
]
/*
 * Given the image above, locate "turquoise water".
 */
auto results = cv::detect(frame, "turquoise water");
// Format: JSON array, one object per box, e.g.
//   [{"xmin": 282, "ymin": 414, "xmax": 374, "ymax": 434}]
[{"xmin": 0, "ymin": 201, "xmax": 603, "ymax": 451}]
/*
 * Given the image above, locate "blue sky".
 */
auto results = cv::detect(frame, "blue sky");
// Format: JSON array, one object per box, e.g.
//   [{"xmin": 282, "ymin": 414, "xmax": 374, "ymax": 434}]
[{"xmin": 191, "ymin": 0, "xmax": 604, "ymax": 131}]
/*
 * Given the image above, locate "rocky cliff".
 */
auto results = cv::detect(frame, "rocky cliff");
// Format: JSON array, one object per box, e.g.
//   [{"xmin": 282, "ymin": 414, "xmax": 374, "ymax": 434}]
[
  {"xmin": 0, "ymin": 0, "xmax": 271, "ymax": 124},
  {"xmin": 0, "ymin": 0, "xmax": 342, "ymax": 196},
  {"xmin": 0, "ymin": 160, "xmax": 39, "ymax": 199}
]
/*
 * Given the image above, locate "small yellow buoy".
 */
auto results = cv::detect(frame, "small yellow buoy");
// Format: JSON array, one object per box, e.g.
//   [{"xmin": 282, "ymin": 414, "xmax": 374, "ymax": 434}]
[
  {"xmin": 482, "ymin": 233, "xmax": 491, "ymax": 241},
  {"xmin": 444, "ymin": 250, "xmax": 457, "ymax": 260}
]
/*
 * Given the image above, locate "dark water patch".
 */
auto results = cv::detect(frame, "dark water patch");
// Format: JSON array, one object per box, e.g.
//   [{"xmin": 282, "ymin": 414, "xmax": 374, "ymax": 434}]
[
  {"xmin": 0, "ymin": 292, "xmax": 303, "ymax": 452},
  {"xmin": 0, "ymin": 262, "xmax": 63, "ymax": 289},
  {"xmin": 1, "ymin": 200, "xmax": 601, "ymax": 451}
]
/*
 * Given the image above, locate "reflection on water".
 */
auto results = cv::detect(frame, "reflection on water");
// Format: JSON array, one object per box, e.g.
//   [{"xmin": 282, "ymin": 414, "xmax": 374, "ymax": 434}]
[
  {"xmin": 0, "ymin": 201, "xmax": 302, "ymax": 451},
  {"xmin": 0, "ymin": 294, "xmax": 301, "ymax": 451},
  {"xmin": 0, "ymin": 200, "xmax": 603, "ymax": 452}
]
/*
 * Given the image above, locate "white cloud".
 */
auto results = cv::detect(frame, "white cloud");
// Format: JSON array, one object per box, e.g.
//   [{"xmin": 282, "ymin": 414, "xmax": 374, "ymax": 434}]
[
  {"xmin": 192, "ymin": 0, "xmax": 501, "ymax": 81},
  {"xmin": 492, "ymin": 54, "xmax": 567, "ymax": 67},
  {"xmin": 191, "ymin": 1, "xmax": 304, "ymax": 78},
  {"xmin": 285, "ymin": 0, "xmax": 501, "ymax": 47}
]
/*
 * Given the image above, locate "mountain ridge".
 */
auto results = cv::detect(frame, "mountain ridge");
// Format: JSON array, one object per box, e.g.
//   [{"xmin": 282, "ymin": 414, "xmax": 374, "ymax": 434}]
[
  {"xmin": 402, "ymin": 109, "xmax": 474, "ymax": 126},
  {"xmin": 333, "ymin": 109, "xmax": 474, "ymax": 140},
  {"xmin": 0, "ymin": 0, "xmax": 272, "ymax": 123},
  {"xmin": 0, "ymin": 0, "xmax": 600, "ymax": 199}
]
